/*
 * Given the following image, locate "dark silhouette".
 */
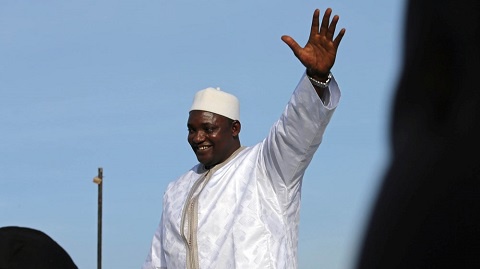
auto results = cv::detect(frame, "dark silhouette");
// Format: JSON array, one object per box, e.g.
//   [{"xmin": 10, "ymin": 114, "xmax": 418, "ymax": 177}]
[
  {"xmin": 355, "ymin": 0, "xmax": 480, "ymax": 268},
  {"xmin": 0, "ymin": 226, "xmax": 78, "ymax": 269}
]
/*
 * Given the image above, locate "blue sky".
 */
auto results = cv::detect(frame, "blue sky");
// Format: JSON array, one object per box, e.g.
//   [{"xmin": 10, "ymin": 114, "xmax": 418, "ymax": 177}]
[{"xmin": 1, "ymin": 1, "xmax": 405, "ymax": 268}]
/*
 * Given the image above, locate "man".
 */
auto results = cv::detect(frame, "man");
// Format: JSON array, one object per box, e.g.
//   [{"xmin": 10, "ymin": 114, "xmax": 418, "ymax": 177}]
[
  {"xmin": 355, "ymin": 0, "xmax": 480, "ymax": 268},
  {"xmin": 143, "ymin": 8, "xmax": 345, "ymax": 269}
]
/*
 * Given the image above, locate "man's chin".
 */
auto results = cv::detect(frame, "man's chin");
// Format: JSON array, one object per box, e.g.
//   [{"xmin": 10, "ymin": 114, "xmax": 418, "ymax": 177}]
[
  {"xmin": 196, "ymin": 157, "xmax": 210, "ymax": 167},
  {"xmin": 198, "ymin": 159, "xmax": 216, "ymax": 169}
]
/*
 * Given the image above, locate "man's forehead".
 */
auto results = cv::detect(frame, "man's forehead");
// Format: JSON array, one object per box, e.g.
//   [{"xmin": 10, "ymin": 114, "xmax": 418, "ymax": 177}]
[{"xmin": 188, "ymin": 110, "xmax": 227, "ymax": 124}]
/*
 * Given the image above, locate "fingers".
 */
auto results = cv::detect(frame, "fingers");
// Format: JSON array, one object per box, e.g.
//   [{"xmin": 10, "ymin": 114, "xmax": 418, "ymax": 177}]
[
  {"xmin": 333, "ymin": 28, "xmax": 346, "ymax": 48},
  {"xmin": 319, "ymin": 8, "xmax": 332, "ymax": 36},
  {"xmin": 282, "ymin": 7, "xmax": 346, "ymax": 65},
  {"xmin": 281, "ymin": 35, "xmax": 301, "ymax": 56},
  {"xmin": 310, "ymin": 9, "xmax": 320, "ymax": 37},
  {"xmin": 318, "ymin": 8, "xmax": 345, "ymax": 44},
  {"xmin": 326, "ymin": 15, "xmax": 339, "ymax": 40}
]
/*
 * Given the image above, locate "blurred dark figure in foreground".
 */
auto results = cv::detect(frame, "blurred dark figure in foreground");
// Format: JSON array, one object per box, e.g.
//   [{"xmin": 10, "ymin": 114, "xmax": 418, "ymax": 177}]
[
  {"xmin": 355, "ymin": 0, "xmax": 480, "ymax": 268},
  {"xmin": 0, "ymin": 226, "xmax": 78, "ymax": 269}
]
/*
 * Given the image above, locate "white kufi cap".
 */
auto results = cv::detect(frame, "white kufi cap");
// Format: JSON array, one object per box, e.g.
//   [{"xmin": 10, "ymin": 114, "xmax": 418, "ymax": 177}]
[{"xmin": 190, "ymin": 87, "xmax": 240, "ymax": 121}]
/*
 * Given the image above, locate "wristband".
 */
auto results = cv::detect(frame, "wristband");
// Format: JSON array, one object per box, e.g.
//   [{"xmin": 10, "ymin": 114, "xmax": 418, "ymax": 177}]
[{"xmin": 307, "ymin": 72, "xmax": 332, "ymax": 88}]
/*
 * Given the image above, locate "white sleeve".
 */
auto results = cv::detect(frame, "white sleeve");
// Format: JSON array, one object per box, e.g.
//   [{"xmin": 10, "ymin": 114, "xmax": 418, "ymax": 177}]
[{"xmin": 261, "ymin": 72, "xmax": 340, "ymax": 203}]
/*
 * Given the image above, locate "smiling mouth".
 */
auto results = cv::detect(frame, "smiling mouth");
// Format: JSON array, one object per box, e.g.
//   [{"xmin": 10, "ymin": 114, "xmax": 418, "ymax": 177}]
[{"xmin": 196, "ymin": 145, "xmax": 212, "ymax": 152}]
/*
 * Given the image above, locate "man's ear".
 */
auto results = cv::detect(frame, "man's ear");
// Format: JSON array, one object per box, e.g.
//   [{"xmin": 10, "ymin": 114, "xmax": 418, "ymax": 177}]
[{"xmin": 232, "ymin": 120, "xmax": 241, "ymax": 137}]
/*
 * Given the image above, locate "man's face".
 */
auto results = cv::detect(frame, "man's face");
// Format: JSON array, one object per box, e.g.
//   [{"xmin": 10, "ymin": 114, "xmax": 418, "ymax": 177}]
[{"xmin": 187, "ymin": 110, "xmax": 239, "ymax": 169}]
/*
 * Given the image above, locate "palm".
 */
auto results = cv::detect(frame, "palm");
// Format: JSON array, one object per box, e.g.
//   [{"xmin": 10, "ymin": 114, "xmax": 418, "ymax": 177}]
[{"xmin": 282, "ymin": 8, "xmax": 345, "ymax": 79}]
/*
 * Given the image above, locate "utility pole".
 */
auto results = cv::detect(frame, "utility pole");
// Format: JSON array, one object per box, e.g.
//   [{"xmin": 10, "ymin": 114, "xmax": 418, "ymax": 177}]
[{"xmin": 93, "ymin": 168, "xmax": 103, "ymax": 269}]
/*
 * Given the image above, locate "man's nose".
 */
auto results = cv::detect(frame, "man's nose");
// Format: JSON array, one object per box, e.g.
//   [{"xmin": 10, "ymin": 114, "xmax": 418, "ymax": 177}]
[{"xmin": 192, "ymin": 131, "xmax": 205, "ymax": 143}]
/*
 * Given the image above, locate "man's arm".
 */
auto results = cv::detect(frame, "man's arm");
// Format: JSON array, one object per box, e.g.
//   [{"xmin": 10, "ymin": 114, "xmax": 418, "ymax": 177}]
[{"xmin": 260, "ymin": 7, "xmax": 345, "ymax": 209}]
